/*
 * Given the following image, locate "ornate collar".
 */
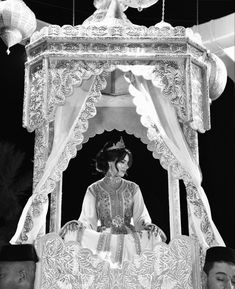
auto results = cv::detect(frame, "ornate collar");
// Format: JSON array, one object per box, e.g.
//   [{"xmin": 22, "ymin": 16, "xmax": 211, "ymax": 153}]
[{"xmin": 103, "ymin": 175, "xmax": 122, "ymax": 186}]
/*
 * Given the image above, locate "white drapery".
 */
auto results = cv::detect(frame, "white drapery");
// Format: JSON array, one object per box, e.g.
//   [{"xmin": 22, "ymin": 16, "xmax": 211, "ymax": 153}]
[
  {"xmin": 11, "ymin": 64, "xmax": 225, "ymax": 249},
  {"xmin": 11, "ymin": 75, "xmax": 101, "ymax": 243},
  {"xmin": 120, "ymin": 64, "xmax": 224, "ymax": 247}
]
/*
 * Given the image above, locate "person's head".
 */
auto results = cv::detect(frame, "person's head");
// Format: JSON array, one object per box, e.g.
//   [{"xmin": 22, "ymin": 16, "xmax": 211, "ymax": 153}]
[
  {"xmin": 0, "ymin": 244, "xmax": 39, "ymax": 289},
  {"xmin": 95, "ymin": 137, "xmax": 132, "ymax": 177},
  {"xmin": 203, "ymin": 246, "xmax": 235, "ymax": 289}
]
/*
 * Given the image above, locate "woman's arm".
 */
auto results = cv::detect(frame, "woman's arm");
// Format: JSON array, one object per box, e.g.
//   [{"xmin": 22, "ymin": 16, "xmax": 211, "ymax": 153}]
[
  {"xmin": 59, "ymin": 186, "xmax": 98, "ymax": 241},
  {"xmin": 133, "ymin": 186, "xmax": 167, "ymax": 241}
]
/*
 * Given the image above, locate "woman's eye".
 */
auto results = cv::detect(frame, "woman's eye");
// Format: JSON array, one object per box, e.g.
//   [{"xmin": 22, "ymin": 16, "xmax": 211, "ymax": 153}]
[{"xmin": 216, "ymin": 278, "xmax": 225, "ymax": 282}]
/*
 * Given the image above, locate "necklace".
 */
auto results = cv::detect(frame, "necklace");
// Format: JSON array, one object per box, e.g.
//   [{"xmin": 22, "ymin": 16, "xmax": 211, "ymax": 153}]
[{"xmin": 103, "ymin": 174, "xmax": 122, "ymax": 188}]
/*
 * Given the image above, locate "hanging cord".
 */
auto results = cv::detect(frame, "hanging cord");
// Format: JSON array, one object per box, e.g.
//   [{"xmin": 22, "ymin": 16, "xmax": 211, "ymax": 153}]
[
  {"xmin": 196, "ymin": 0, "xmax": 199, "ymax": 31},
  {"xmin": 161, "ymin": 0, "xmax": 165, "ymax": 22},
  {"xmin": 73, "ymin": 0, "xmax": 75, "ymax": 26}
]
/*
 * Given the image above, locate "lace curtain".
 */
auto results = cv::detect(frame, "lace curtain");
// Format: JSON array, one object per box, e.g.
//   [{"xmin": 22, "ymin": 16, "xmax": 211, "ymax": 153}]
[
  {"xmin": 121, "ymin": 65, "xmax": 224, "ymax": 247},
  {"xmin": 11, "ymin": 76, "xmax": 98, "ymax": 243}
]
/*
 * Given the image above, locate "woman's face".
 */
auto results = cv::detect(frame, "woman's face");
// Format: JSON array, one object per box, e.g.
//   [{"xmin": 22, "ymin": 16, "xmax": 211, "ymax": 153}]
[{"xmin": 109, "ymin": 154, "xmax": 130, "ymax": 177}]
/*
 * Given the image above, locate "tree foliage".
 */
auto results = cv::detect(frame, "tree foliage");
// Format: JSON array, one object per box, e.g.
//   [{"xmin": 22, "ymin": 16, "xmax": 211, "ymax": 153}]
[{"xmin": 0, "ymin": 142, "xmax": 32, "ymax": 243}]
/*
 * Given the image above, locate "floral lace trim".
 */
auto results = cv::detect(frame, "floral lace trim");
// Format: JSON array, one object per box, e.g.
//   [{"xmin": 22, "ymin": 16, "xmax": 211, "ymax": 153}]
[
  {"xmin": 17, "ymin": 193, "xmax": 48, "ymax": 243},
  {"xmin": 186, "ymin": 182, "xmax": 217, "ymax": 246}
]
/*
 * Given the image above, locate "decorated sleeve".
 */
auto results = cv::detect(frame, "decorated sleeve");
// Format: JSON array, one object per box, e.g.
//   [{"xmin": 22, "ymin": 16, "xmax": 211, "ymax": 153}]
[
  {"xmin": 133, "ymin": 185, "xmax": 152, "ymax": 230},
  {"xmin": 78, "ymin": 186, "xmax": 97, "ymax": 230}
]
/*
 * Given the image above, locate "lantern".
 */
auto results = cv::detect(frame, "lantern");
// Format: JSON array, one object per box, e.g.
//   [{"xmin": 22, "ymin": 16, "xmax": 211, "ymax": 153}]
[{"xmin": 0, "ymin": 0, "xmax": 36, "ymax": 54}]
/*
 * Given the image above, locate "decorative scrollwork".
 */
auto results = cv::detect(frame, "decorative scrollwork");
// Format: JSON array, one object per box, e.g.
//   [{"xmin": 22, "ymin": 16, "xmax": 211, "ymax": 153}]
[
  {"xmin": 48, "ymin": 60, "xmax": 103, "ymax": 120},
  {"xmin": 17, "ymin": 214, "xmax": 34, "ymax": 243},
  {"xmin": 26, "ymin": 62, "xmax": 47, "ymax": 132},
  {"xmin": 30, "ymin": 24, "xmax": 188, "ymax": 44},
  {"xmin": 17, "ymin": 194, "xmax": 48, "ymax": 243},
  {"xmin": 182, "ymin": 123, "xmax": 199, "ymax": 163},
  {"xmin": 33, "ymin": 126, "xmax": 49, "ymax": 189},
  {"xmin": 36, "ymin": 234, "xmax": 195, "ymax": 289},
  {"xmin": 186, "ymin": 182, "xmax": 216, "ymax": 246},
  {"xmin": 152, "ymin": 60, "xmax": 188, "ymax": 122},
  {"xmin": 190, "ymin": 63, "xmax": 206, "ymax": 133}
]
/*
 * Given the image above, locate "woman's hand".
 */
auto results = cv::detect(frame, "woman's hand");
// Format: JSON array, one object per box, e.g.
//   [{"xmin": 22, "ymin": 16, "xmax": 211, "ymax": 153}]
[
  {"xmin": 59, "ymin": 220, "xmax": 83, "ymax": 239},
  {"xmin": 97, "ymin": 225, "xmax": 107, "ymax": 232},
  {"xmin": 144, "ymin": 223, "xmax": 167, "ymax": 242}
]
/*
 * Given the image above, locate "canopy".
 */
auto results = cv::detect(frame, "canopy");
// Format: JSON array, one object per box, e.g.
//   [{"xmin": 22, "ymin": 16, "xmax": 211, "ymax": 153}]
[{"xmin": 11, "ymin": 0, "xmax": 226, "ymax": 252}]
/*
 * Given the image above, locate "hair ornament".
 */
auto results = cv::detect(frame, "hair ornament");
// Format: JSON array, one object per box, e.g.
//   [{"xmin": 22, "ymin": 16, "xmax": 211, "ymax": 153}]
[{"xmin": 107, "ymin": 137, "xmax": 125, "ymax": 150}]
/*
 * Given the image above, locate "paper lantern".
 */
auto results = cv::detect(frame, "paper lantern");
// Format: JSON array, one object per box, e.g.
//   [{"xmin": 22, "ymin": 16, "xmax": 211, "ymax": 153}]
[{"xmin": 0, "ymin": 0, "xmax": 36, "ymax": 54}]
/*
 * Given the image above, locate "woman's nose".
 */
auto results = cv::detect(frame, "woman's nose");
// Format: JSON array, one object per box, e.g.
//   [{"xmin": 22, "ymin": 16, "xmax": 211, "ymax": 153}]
[{"xmin": 124, "ymin": 164, "xmax": 129, "ymax": 169}]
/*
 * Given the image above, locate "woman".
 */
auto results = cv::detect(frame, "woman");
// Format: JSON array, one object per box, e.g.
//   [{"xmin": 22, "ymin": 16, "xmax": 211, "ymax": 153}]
[{"xmin": 60, "ymin": 137, "xmax": 166, "ymax": 267}]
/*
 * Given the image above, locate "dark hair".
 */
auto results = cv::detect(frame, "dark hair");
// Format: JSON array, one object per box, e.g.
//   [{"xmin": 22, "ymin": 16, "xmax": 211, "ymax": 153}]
[
  {"xmin": 95, "ymin": 141, "xmax": 133, "ymax": 175},
  {"xmin": 203, "ymin": 261, "xmax": 214, "ymax": 275}
]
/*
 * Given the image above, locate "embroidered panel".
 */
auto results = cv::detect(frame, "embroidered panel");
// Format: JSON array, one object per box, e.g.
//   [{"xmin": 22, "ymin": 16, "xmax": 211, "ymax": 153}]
[{"xmin": 94, "ymin": 179, "xmax": 136, "ymax": 233}]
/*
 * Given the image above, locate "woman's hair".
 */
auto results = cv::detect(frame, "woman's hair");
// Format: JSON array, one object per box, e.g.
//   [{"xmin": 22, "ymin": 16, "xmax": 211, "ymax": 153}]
[{"xmin": 95, "ymin": 141, "xmax": 133, "ymax": 175}]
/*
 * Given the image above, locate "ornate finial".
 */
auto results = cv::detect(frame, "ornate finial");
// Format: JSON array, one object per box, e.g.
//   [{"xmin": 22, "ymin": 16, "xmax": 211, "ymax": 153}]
[
  {"xmin": 94, "ymin": 0, "xmax": 159, "ymax": 11},
  {"xmin": 120, "ymin": 0, "xmax": 159, "ymax": 10},
  {"xmin": 108, "ymin": 137, "xmax": 125, "ymax": 150}
]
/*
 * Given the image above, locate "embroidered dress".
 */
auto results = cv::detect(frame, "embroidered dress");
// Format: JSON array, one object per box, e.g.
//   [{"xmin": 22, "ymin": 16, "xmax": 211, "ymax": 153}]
[{"xmin": 60, "ymin": 177, "xmax": 166, "ymax": 267}]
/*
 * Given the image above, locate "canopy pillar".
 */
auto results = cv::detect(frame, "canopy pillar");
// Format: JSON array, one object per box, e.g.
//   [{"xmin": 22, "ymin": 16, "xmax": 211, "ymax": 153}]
[
  {"xmin": 49, "ymin": 180, "xmax": 62, "ymax": 233},
  {"xmin": 182, "ymin": 123, "xmax": 200, "ymax": 239},
  {"xmin": 168, "ymin": 166, "xmax": 181, "ymax": 239}
]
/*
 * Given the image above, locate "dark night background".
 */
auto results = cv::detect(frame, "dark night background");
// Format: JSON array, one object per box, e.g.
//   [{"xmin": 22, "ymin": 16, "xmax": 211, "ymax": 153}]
[{"xmin": 0, "ymin": 0, "xmax": 234, "ymax": 247}]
